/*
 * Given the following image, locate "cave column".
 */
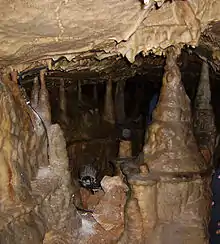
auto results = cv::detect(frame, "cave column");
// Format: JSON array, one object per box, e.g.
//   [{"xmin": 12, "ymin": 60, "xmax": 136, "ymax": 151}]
[
  {"xmin": 30, "ymin": 76, "xmax": 39, "ymax": 110},
  {"xmin": 29, "ymin": 69, "xmax": 51, "ymax": 168},
  {"xmin": 120, "ymin": 46, "xmax": 211, "ymax": 244},
  {"xmin": 77, "ymin": 80, "xmax": 82, "ymax": 102},
  {"xmin": 193, "ymin": 61, "xmax": 216, "ymax": 164},
  {"xmin": 93, "ymin": 82, "xmax": 98, "ymax": 103},
  {"xmin": 11, "ymin": 70, "xmax": 18, "ymax": 84},
  {"xmin": 37, "ymin": 69, "xmax": 51, "ymax": 129},
  {"xmin": 103, "ymin": 76, "xmax": 115, "ymax": 124},
  {"xmin": 115, "ymin": 80, "xmax": 126, "ymax": 124},
  {"xmin": 0, "ymin": 72, "xmax": 39, "ymax": 205},
  {"xmin": 59, "ymin": 78, "xmax": 69, "ymax": 124}
]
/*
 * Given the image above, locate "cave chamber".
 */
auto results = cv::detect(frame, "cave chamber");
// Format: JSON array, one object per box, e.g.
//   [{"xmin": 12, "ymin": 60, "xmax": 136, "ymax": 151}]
[{"xmin": 0, "ymin": 0, "xmax": 220, "ymax": 243}]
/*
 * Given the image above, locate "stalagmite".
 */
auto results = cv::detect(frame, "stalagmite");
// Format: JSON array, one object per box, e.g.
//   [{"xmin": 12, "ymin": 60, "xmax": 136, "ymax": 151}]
[
  {"xmin": 103, "ymin": 77, "xmax": 115, "ymax": 124},
  {"xmin": 0, "ymin": 74, "xmax": 38, "ymax": 205},
  {"xmin": 59, "ymin": 78, "xmax": 68, "ymax": 124},
  {"xmin": 11, "ymin": 70, "xmax": 18, "ymax": 84},
  {"xmin": 37, "ymin": 70, "xmax": 51, "ymax": 129},
  {"xmin": 193, "ymin": 61, "xmax": 216, "ymax": 164},
  {"xmin": 31, "ymin": 76, "xmax": 40, "ymax": 110},
  {"xmin": 116, "ymin": 135, "xmax": 133, "ymax": 180},
  {"xmin": 93, "ymin": 83, "xmax": 98, "ymax": 104},
  {"xmin": 119, "ymin": 140, "xmax": 132, "ymax": 158},
  {"xmin": 120, "ymin": 46, "xmax": 211, "ymax": 244},
  {"xmin": 115, "ymin": 80, "xmax": 126, "ymax": 124},
  {"xmin": 27, "ymin": 74, "xmax": 49, "ymax": 169},
  {"xmin": 78, "ymin": 80, "xmax": 82, "ymax": 102}
]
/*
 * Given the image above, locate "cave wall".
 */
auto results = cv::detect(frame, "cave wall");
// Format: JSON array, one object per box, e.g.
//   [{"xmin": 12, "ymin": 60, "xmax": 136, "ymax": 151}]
[
  {"xmin": 0, "ymin": 74, "xmax": 81, "ymax": 244},
  {"xmin": 0, "ymin": 74, "xmax": 44, "ymax": 204}
]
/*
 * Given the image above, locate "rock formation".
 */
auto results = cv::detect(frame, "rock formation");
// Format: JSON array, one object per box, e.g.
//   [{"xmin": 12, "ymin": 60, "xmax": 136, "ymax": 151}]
[
  {"xmin": 31, "ymin": 77, "xmax": 40, "ymax": 110},
  {"xmin": 37, "ymin": 70, "xmax": 51, "ymax": 129},
  {"xmin": 0, "ymin": 0, "xmax": 220, "ymax": 242},
  {"xmin": 0, "ymin": 1, "xmax": 219, "ymax": 69},
  {"xmin": 103, "ymin": 77, "xmax": 115, "ymax": 125},
  {"xmin": 79, "ymin": 176, "xmax": 128, "ymax": 244},
  {"xmin": 0, "ymin": 73, "xmax": 80, "ymax": 244},
  {"xmin": 59, "ymin": 78, "xmax": 69, "ymax": 125},
  {"xmin": 115, "ymin": 80, "xmax": 126, "ymax": 124},
  {"xmin": 120, "ymin": 46, "xmax": 211, "ymax": 244},
  {"xmin": 193, "ymin": 61, "xmax": 217, "ymax": 164}
]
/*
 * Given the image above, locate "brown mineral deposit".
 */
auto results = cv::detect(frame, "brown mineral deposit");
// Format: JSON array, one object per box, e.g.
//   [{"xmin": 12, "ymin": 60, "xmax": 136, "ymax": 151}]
[
  {"xmin": 193, "ymin": 61, "xmax": 216, "ymax": 164},
  {"xmin": 119, "ymin": 140, "xmax": 132, "ymax": 158},
  {"xmin": 103, "ymin": 77, "xmax": 115, "ymax": 124}
]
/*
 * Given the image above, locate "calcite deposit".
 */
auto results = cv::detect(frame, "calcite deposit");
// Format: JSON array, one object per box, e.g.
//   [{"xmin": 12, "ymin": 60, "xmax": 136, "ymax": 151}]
[
  {"xmin": 193, "ymin": 61, "xmax": 217, "ymax": 164},
  {"xmin": 0, "ymin": 0, "xmax": 220, "ymax": 69},
  {"xmin": 120, "ymin": 46, "xmax": 211, "ymax": 244},
  {"xmin": 1, "ymin": 0, "xmax": 220, "ymax": 242},
  {"xmin": 0, "ymin": 73, "xmax": 80, "ymax": 244},
  {"xmin": 103, "ymin": 77, "xmax": 115, "ymax": 125},
  {"xmin": 79, "ymin": 176, "xmax": 128, "ymax": 244}
]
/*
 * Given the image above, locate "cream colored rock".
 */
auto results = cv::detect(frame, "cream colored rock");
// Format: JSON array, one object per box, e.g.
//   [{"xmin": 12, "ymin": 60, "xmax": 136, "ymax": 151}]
[
  {"xmin": 92, "ymin": 176, "xmax": 128, "ymax": 233},
  {"xmin": 120, "ymin": 47, "xmax": 211, "ymax": 244},
  {"xmin": 0, "ymin": 0, "xmax": 219, "ymax": 70}
]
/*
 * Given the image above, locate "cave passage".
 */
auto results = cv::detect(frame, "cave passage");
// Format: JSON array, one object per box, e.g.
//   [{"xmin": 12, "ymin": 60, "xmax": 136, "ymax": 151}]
[
  {"xmin": 18, "ymin": 50, "xmax": 220, "ymax": 201},
  {"xmin": 2, "ymin": 48, "xmax": 220, "ymax": 244}
]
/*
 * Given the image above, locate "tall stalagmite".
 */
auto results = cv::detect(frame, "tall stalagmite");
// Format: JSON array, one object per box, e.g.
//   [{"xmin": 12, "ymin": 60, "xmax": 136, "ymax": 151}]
[
  {"xmin": 103, "ymin": 77, "xmax": 115, "ymax": 124},
  {"xmin": 121, "ymin": 46, "xmax": 211, "ymax": 244},
  {"xmin": 193, "ymin": 61, "xmax": 216, "ymax": 164},
  {"xmin": 93, "ymin": 83, "xmax": 98, "ymax": 105},
  {"xmin": 0, "ymin": 71, "xmax": 80, "ymax": 244},
  {"xmin": 59, "ymin": 78, "xmax": 68, "ymax": 125},
  {"xmin": 78, "ymin": 80, "xmax": 82, "ymax": 102},
  {"xmin": 115, "ymin": 80, "xmax": 126, "ymax": 124},
  {"xmin": 31, "ymin": 77, "xmax": 40, "ymax": 110},
  {"xmin": 37, "ymin": 70, "xmax": 51, "ymax": 129}
]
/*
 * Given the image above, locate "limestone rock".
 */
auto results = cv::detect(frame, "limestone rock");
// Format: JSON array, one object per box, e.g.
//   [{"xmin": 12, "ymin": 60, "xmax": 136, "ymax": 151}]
[
  {"xmin": 144, "ymin": 46, "xmax": 207, "ymax": 173},
  {"xmin": 193, "ymin": 61, "xmax": 217, "ymax": 164},
  {"xmin": 103, "ymin": 77, "xmax": 115, "ymax": 124},
  {"xmin": 121, "ymin": 46, "xmax": 211, "ymax": 244},
  {"xmin": 92, "ymin": 176, "xmax": 128, "ymax": 236},
  {"xmin": 0, "ymin": 1, "xmax": 219, "ymax": 68}
]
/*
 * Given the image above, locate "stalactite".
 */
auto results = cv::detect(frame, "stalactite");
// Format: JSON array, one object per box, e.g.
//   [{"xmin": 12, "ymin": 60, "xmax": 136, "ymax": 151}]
[
  {"xmin": 10, "ymin": 71, "xmax": 21, "ymax": 98},
  {"xmin": 11, "ymin": 70, "xmax": 18, "ymax": 84},
  {"xmin": 38, "ymin": 69, "xmax": 51, "ymax": 128},
  {"xmin": 103, "ymin": 77, "xmax": 115, "ymax": 124},
  {"xmin": 78, "ymin": 80, "xmax": 82, "ymax": 102},
  {"xmin": 119, "ymin": 140, "xmax": 132, "ymax": 158},
  {"xmin": 93, "ymin": 83, "xmax": 98, "ymax": 103},
  {"xmin": 193, "ymin": 61, "xmax": 216, "ymax": 164},
  {"xmin": 115, "ymin": 80, "xmax": 126, "ymax": 124},
  {"xmin": 31, "ymin": 76, "xmax": 39, "ymax": 110},
  {"xmin": 0, "ymin": 74, "xmax": 35, "ymax": 205},
  {"xmin": 144, "ymin": 46, "xmax": 207, "ymax": 172},
  {"xmin": 59, "ymin": 78, "xmax": 68, "ymax": 124}
]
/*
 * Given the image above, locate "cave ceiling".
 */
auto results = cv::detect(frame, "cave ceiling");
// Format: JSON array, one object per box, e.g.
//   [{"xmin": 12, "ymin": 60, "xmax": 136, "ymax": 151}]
[{"xmin": 0, "ymin": 0, "xmax": 220, "ymax": 74}]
